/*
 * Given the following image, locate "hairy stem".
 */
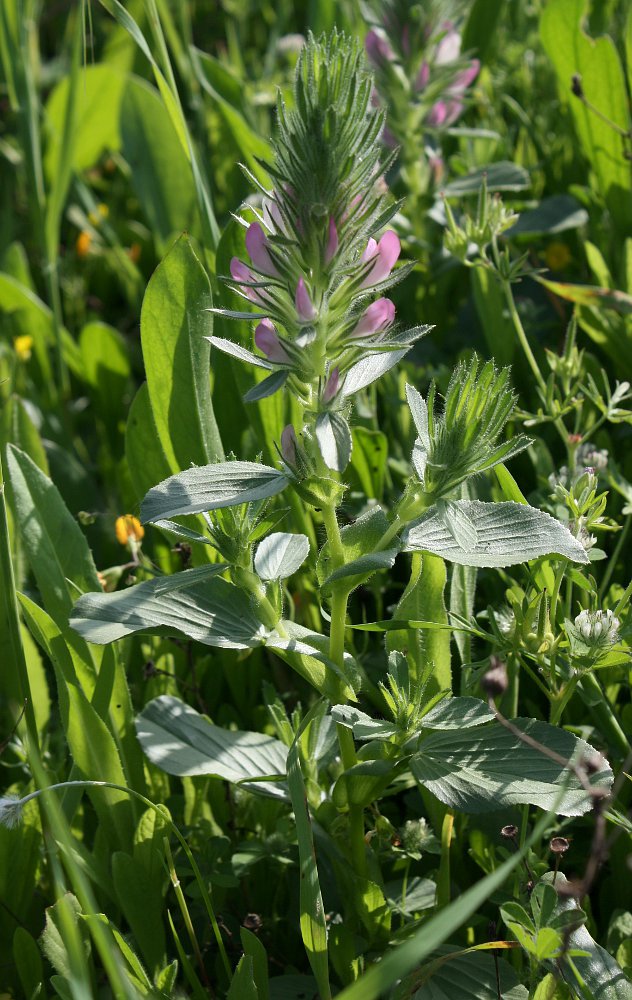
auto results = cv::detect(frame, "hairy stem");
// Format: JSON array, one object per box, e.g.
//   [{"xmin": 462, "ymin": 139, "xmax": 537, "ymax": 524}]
[{"xmin": 322, "ymin": 503, "xmax": 367, "ymax": 877}]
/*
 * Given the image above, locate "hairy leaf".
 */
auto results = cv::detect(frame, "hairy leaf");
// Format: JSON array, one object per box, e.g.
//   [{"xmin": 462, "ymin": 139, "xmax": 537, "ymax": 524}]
[
  {"xmin": 141, "ymin": 460, "xmax": 290, "ymax": 521},
  {"xmin": 404, "ymin": 500, "xmax": 589, "ymax": 566}
]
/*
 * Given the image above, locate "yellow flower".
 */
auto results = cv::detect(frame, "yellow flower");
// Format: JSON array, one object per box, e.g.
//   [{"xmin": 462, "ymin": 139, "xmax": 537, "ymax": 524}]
[
  {"xmin": 76, "ymin": 231, "xmax": 92, "ymax": 257},
  {"xmin": 13, "ymin": 335, "xmax": 33, "ymax": 361},
  {"xmin": 545, "ymin": 241, "xmax": 571, "ymax": 272},
  {"xmin": 88, "ymin": 203, "xmax": 109, "ymax": 226},
  {"xmin": 115, "ymin": 514, "xmax": 144, "ymax": 546}
]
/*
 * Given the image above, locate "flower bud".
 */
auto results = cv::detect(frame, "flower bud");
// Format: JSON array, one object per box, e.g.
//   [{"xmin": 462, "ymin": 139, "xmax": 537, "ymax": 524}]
[
  {"xmin": 322, "ymin": 368, "xmax": 340, "ymax": 404},
  {"xmin": 245, "ymin": 222, "xmax": 278, "ymax": 276},
  {"xmin": 295, "ymin": 277, "xmax": 317, "ymax": 322},
  {"xmin": 255, "ymin": 319, "xmax": 290, "ymax": 363},
  {"xmin": 350, "ymin": 297, "xmax": 395, "ymax": 338},
  {"xmin": 360, "ymin": 231, "xmax": 401, "ymax": 287},
  {"xmin": 573, "ymin": 609, "xmax": 620, "ymax": 646}
]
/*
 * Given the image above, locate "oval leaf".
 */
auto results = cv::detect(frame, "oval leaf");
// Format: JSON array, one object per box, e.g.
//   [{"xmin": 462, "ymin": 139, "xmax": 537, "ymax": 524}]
[
  {"xmin": 315, "ymin": 411, "xmax": 352, "ymax": 472},
  {"xmin": 254, "ymin": 532, "xmax": 310, "ymax": 580},
  {"xmin": 141, "ymin": 460, "xmax": 289, "ymax": 522},
  {"xmin": 412, "ymin": 718, "xmax": 612, "ymax": 816},
  {"xmin": 70, "ymin": 565, "xmax": 267, "ymax": 648},
  {"xmin": 137, "ymin": 695, "xmax": 287, "ymax": 798},
  {"xmin": 404, "ymin": 500, "xmax": 589, "ymax": 567}
]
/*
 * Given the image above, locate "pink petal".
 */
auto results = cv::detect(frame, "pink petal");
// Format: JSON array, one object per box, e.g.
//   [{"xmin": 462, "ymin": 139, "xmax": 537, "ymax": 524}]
[
  {"xmin": 324, "ymin": 217, "xmax": 338, "ymax": 265},
  {"xmin": 230, "ymin": 257, "xmax": 262, "ymax": 303},
  {"xmin": 295, "ymin": 278, "xmax": 317, "ymax": 322},
  {"xmin": 245, "ymin": 222, "xmax": 278, "ymax": 275},
  {"xmin": 322, "ymin": 368, "xmax": 340, "ymax": 404},
  {"xmin": 281, "ymin": 425, "xmax": 297, "ymax": 465},
  {"xmin": 361, "ymin": 238, "xmax": 378, "ymax": 264},
  {"xmin": 350, "ymin": 298, "xmax": 396, "ymax": 338},
  {"xmin": 361, "ymin": 231, "xmax": 401, "ymax": 288},
  {"xmin": 365, "ymin": 29, "xmax": 394, "ymax": 65},
  {"xmin": 435, "ymin": 26, "xmax": 461, "ymax": 65},
  {"xmin": 447, "ymin": 60, "xmax": 480, "ymax": 97},
  {"xmin": 255, "ymin": 319, "xmax": 289, "ymax": 363},
  {"xmin": 426, "ymin": 101, "xmax": 449, "ymax": 127}
]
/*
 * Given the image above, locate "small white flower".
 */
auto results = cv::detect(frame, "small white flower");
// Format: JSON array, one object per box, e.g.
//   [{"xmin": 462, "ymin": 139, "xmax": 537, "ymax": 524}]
[
  {"xmin": 576, "ymin": 442, "xmax": 608, "ymax": 474},
  {"xmin": 574, "ymin": 609, "xmax": 620, "ymax": 646}
]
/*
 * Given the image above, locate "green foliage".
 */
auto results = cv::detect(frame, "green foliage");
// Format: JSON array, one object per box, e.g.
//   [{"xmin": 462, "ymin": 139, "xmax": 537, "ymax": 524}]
[{"xmin": 1, "ymin": 6, "xmax": 631, "ymax": 1000}]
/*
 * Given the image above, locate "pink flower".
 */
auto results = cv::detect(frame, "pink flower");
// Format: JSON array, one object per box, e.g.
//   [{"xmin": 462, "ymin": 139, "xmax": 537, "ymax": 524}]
[
  {"xmin": 350, "ymin": 298, "xmax": 396, "ymax": 338},
  {"xmin": 255, "ymin": 319, "xmax": 289, "ymax": 363},
  {"xmin": 426, "ymin": 59, "xmax": 480, "ymax": 126},
  {"xmin": 230, "ymin": 257, "xmax": 264, "ymax": 304},
  {"xmin": 295, "ymin": 278, "xmax": 317, "ymax": 322},
  {"xmin": 281, "ymin": 425, "xmax": 297, "ymax": 465},
  {"xmin": 322, "ymin": 368, "xmax": 340, "ymax": 403},
  {"xmin": 365, "ymin": 29, "xmax": 395, "ymax": 66},
  {"xmin": 245, "ymin": 222, "xmax": 278, "ymax": 276},
  {"xmin": 360, "ymin": 231, "xmax": 401, "ymax": 288},
  {"xmin": 435, "ymin": 26, "xmax": 461, "ymax": 65},
  {"xmin": 324, "ymin": 217, "xmax": 338, "ymax": 265}
]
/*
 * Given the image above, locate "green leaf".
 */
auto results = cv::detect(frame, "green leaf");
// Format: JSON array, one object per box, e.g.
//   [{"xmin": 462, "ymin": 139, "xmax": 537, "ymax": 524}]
[
  {"xmin": 70, "ymin": 565, "xmax": 266, "ymax": 649},
  {"xmin": 19, "ymin": 595, "xmax": 134, "ymax": 848},
  {"xmin": 384, "ymin": 877, "xmax": 436, "ymax": 916},
  {"xmin": 125, "ymin": 382, "xmax": 173, "ymax": 506},
  {"xmin": 240, "ymin": 928, "xmax": 269, "ymax": 1000},
  {"xmin": 40, "ymin": 894, "xmax": 88, "ymax": 981},
  {"xmin": 44, "ymin": 64, "xmax": 126, "ymax": 177},
  {"xmin": 335, "ymin": 806, "xmax": 559, "ymax": 1000},
  {"xmin": 120, "ymin": 78, "xmax": 199, "ymax": 246},
  {"xmin": 471, "ymin": 267, "xmax": 515, "ymax": 365},
  {"xmin": 341, "ymin": 349, "xmax": 410, "ymax": 397},
  {"xmin": 243, "ymin": 371, "xmax": 290, "ymax": 403},
  {"xmin": 386, "ymin": 552, "xmax": 452, "ymax": 698},
  {"xmin": 287, "ymin": 710, "xmax": 332, "ymax": 1000},
  {"xmin": 207, "ymin": 334, "xmax": 273, "ymax": 370},
  {"xmin": 12, "ymin": 927, "xmax": 44, "ymax": 1000},
  {"xmin": 112, "ymin": 851, "xmax": 166, "ymax": 976},
  {"xmin": 349, "ymin": 427, "xmax": 388, "ymax": 501},
  {"xmin": 79, "ymin": 321, "xmax": 131, "ymax": 435},
  {"xmin": 0, "ymin": 273, "xmax": 83, "ymax": 378},
  {"xmin": 404, "ymin": 500, "xmax": 589, "ymax": 567},
  {"xmin": 320, "ymin": 549, "xmax": 399, "ymax": 596},
  {"xmin": 421, "ymin": 697, "xmax": 494, "ymax": 731},
  {"xmin": 1, "ymin": 394, "xmax": 49, "ymax": 475},
  {"xmin": 540, "ymin": 873, "xmax": 632, "ymax": 999},
  {"xmin": 394, "ymin": 945, "xmax": 528, "ymax": 1000},
  {"xmin": 442, "ymin": 162, "xmax": 530, "ymax": 196},
  {"xmin": 141, "ymin": 461, "xmax": 289, "ymax": 522},
  {"xmin": 315, "ymin": 411, "xmax": 352, "ymax": 471},
  {"xmin": 507, "ymin": 195, "xmax": 588, "ymax": 236},
  {"xmin": 228, "ymin": 955, "xmax": 259, "ymax": 1000},
  {"xmin": 6, "ymin": 445, "xmax": 101, "ymax": 625},
  {"xmin": 254, "ymin": 532, "xmax": 310, "ymax": 580},
  {"xmin": 266, "ymin": 621, "xmax": 359, "ymax": 703},
  {"xmin": 331, "ymin": 705, "xmax": 398, "ymax": 741},
  {"xmin": 136, "ymin": 695, "xmax": 288, "ymax": 799},
  {"xmin": 317, "ymin": 506, "xmax": 397, "ymax": 596},
  {"xmin": 540, "ymin": 0, "xmax": 632, "ymax": 233},
  {"xmin": 140, "ymin": 234, "xmax": 223, "ymax": 475},
  {"xmin": 412, "ymin": 718, "xmax": 612, "ymax": 816}
]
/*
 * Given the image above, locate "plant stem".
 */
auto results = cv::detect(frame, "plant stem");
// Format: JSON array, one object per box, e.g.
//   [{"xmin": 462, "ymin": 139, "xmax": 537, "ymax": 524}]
[
  {"xmin": 501, "ymin": 278, "xmax": 567, "ymax": 449},
  {"xmin": 322, "ymin": 502, "xmax": 367, "ymax": 878},
  {"xmin": 577, "ymin": 672, "xmax": 631, "ymax": 758},
  {"xmin": 164, "ymin": 836, "xmax": 212, "ymax": 991}
]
